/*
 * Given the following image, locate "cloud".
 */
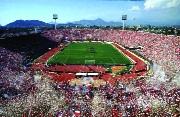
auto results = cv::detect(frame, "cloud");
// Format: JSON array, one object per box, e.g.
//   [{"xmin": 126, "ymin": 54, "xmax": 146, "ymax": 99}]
[
  {"xmin": 144, "ymin": 0, "xmax": 180, "ymax": 10},
  {"xmin": 129, "ymin": 6, "xmax": 140, "ymax": 11}
]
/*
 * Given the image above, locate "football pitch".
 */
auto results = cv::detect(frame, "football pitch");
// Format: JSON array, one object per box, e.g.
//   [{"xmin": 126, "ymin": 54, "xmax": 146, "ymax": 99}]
[{"xmin": 47, "ymin": 42, "xmax": 132, "ymax": 65}]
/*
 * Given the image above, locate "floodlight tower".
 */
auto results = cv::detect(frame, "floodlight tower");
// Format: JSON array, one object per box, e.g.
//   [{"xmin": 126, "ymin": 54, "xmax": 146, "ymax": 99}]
[
  {"xmin": 174, "ymin": 28, "xmax": 177, "ymax": 36},
  {"xmin": 122, "ymin": 15, "xmax": 127, "ymax": 30},
  {"xmin": 53, "ymin": 14, "xmax": 58, "ymax": 30}
]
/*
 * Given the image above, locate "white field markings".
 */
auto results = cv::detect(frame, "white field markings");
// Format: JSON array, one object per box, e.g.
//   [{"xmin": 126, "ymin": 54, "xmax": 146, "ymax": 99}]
[{"xmin": 105, "ymin": 41, "xmax": 113, "ymax": 44}]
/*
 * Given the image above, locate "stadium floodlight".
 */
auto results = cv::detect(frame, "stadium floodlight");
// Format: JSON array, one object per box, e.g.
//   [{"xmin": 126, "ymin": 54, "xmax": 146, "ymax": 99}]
[
  {"xmin": 53, "ymin": 14, "xmax": 58, "ymax": 30},
  {"xmin": 174, "ymin": 28, "xmax": 177, "ymax": 36},
  {"xmin": 122, "ymin": 15, "xmax": 127, "ymax": 30}
]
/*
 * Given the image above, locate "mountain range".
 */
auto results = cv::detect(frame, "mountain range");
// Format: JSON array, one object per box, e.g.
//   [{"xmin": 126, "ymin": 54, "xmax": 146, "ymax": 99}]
[
  {"xmin": 73, "ymin": 18, "xmax": 122, "ymax": 26},
  {"xmin": 4, "ymin": 19, "xmax": 123, "ymax": 28},
  {"xmin": 6, "ymin": 20, "xmax": 50, "ymax": 28}
]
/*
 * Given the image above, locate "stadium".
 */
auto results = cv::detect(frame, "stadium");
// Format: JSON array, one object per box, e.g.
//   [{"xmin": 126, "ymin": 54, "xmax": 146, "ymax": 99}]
[{"xmin": 0, "ymin": 0, "xmax": 180, "ymax": 117}]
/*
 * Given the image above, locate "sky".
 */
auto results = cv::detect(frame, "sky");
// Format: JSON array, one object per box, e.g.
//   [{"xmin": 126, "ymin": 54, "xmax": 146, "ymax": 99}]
[{"xmin": 0, "ymin": 0, "xmax": 180, "ymax": 26}]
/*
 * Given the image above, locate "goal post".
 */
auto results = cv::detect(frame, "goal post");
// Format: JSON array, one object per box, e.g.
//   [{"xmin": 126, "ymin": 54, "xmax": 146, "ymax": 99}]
[{"xmin": 85, "ymin": 60, "xmax": 95, "ymax": 64}]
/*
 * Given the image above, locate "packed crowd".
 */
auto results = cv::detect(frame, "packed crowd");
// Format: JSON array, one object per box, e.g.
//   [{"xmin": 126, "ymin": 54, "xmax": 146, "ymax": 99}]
[
  {"xmin": 0, "ymin": 47, "xmax": 35, "ymax": 101},
  {"xmin": 3, "ymin": 75, "xmax": 179, "ymax": 117},
  {"xmin": 0, "ymin": 34, "xmax": 58, "ymax": 102},
  {"xmin": 51, "ymin": 78, "xmax": 179, "ymax": 117}
]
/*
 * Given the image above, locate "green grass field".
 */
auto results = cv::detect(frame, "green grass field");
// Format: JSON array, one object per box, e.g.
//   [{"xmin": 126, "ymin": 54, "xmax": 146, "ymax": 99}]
[{"xmin": 47, "ymin": 42, "xmax": 132, "ymax": 65}]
